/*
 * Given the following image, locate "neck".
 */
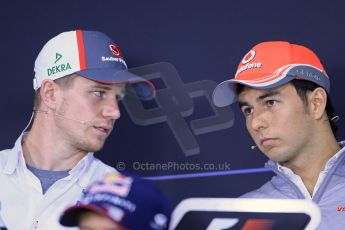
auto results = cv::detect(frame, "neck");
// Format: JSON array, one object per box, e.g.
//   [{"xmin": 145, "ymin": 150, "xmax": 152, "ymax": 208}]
[
  {"xmin": 282, "ymin": 129, "xmax": 340, "ymax": 196},
  {"xmin": 22, "ymin": 118, "xmax": 87, "ymax": 171}
]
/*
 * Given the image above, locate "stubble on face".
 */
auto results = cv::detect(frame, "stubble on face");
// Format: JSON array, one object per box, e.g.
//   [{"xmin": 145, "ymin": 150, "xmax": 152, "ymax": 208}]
[
  {"xmin": 53, "ymin": 78, "xmax": 121, "ymax": 154},
  {"xmin": 238, "ymin": 84, "xmax": 315, "ymax": 166},
  {"xmin": 54, "ymin": 98, "xmax": 108, "ymax": 153}
]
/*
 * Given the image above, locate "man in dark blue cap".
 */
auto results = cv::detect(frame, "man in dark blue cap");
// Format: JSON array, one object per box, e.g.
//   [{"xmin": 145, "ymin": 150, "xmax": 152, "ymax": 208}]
[{"xmin": 60, "ymin": 172, "xmax": 171, "ymax": 230}]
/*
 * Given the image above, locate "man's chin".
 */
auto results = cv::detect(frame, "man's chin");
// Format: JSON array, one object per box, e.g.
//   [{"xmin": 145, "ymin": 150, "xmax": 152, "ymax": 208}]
[
  {"xmin": 263, "ymin": 148, "xmax": 287, "ymax": 162},
  {"xmin": 84, "ymin": 142, "xmax": 105, "ymax": 153}
]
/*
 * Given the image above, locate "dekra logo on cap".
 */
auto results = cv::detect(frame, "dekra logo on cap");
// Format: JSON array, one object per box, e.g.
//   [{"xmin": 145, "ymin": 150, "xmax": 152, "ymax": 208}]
[
  {"xmin": 47, "ymin": 52, "xmax": 72, "ymax": 76},
  {"xmin": 54, "ymin": 53, "xmax": 62, "ymax": 64}
]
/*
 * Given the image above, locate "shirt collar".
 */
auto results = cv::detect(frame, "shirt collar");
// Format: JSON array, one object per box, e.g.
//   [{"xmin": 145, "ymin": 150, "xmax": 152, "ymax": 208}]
[
  {"xmin": 69, "ymin": 152, "xmax": 95, "ymax": 188},
  {"xmin": 69, "ymin": 152, "xmax": 94, "ymax": 176},
  {"xmin": 3, "ymin": 132, "xmax": 95, "ymax": 182},
  {"xmin": 3, "ymin": 133, "xmax": 26, "ymax": 175}
]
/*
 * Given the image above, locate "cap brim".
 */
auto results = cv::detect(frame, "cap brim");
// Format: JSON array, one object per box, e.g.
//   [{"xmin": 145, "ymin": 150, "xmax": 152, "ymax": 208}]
[
  {"xmin": 212, "ymin": 79, "xmax": 237, "ymax": 107},
  {"xmin": 76, "ymin": 68, "xmax": 156, "ymax": 100},
  {"xmin": 59, "ymin": 204, "xmax": 126, "ymax": 228},
  {"xmin": 213, "ymin": 64, "xmax": 330, "ymax": 107},
  {"xmin": 212, "ymin": 75, "xmax": 295, "ymax": 107}
]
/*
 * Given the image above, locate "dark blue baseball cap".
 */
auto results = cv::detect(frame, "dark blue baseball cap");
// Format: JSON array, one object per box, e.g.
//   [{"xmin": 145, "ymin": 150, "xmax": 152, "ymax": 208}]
[{"xmin": 59, "ymin": 172, "xmax": 171, "ymax": 230}]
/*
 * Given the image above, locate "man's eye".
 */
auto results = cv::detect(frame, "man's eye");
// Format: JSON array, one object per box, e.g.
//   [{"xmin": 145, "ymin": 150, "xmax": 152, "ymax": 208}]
[
  {"xmin": 93, "ymin": 91, "xmax": 104, "ymax": 97},
  {"xmin": 116, "ymin": 94, "xmax": 125, "ymax": 102},
  {"xmin": 266, "ymin": 100, "xmax": 277, "ymax": 107},
  {"xmin": 242, "ymin": 107, "xmax": 253, "ymax": 116}
]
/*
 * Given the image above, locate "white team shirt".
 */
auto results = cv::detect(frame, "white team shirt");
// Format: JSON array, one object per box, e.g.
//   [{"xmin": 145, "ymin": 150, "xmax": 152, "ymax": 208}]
[{"xmin": 0, "ymin": 133, "xmax": 116, "ymax": 229}]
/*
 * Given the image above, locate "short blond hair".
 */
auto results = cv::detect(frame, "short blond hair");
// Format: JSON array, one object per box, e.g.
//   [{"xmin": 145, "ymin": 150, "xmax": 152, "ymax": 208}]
[{"xmin": 33, "ymin": 74, "xmax": 77, "ymax": 109}]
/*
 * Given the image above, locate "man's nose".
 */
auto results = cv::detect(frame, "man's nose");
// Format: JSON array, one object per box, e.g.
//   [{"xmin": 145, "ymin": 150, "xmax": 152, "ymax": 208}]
[
  {"xmin": 249, "ymin": 110, "xmax": 268, "ymax": 132},
  {"xmin": 102, "ymin": 100, "xmax": 121, "ymax": 120}
]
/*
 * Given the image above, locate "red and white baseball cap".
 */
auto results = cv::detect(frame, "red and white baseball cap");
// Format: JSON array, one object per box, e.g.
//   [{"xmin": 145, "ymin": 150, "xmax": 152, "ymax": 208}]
[
  {"xmin": 212, "ymin": 41, "xmax": 330, "ymax": 107},
  {"xmin": 34, "ymin": 30, "xmax": 155, "ymax": 100}
]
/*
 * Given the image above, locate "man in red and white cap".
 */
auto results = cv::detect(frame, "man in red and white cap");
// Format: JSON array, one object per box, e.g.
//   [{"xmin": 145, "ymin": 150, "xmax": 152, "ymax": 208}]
[
  {"xmin": 0, "ymin": 30, "xmax": 155, "ymax": 229},
  {"xmin": 213, "ymin": 41, "xmax": 344, "ymax": 229}
]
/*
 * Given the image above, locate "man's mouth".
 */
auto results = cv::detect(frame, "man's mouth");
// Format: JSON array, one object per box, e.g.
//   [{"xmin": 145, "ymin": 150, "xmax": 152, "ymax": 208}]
[
  {"xmin": 260, "ymin": 138, "xmax": 277, "ymax": 147},
  {"xmin": 93, "ymin": 125, "xmax": 112, "ymax": 135}
]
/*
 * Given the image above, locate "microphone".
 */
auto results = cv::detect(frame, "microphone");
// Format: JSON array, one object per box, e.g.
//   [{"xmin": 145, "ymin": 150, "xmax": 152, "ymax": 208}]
[
  {"xmin": 33, "ymin": 109, "xmax": 88, "ymax": 126},
  {"xmin": 251, "ymin": 145, "xmax": 257, "ymax": 150}
]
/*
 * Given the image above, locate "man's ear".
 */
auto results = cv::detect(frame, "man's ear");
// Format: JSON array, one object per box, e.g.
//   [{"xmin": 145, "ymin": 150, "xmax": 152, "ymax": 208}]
[
  {"xmin": 307, "ymin": 87, "xmax": 327, "ymax": 120},
  {"xmin": 39, "ymin": 80, "xmax": 60, "ymax": 110}
]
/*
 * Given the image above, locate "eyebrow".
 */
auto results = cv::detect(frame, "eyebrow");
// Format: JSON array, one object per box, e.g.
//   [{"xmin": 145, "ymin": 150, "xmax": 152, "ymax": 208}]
[
  {"xmin": 90, "ymin": 84, "xmax": 126, "ymax": 94},
  {"xmin": 238, "ymin": 101, "xmax": 249, "ymax": 109},
  {"xmin": 256, "ymin": 91, "xmax": 280, "ymax": 102},
  {"xmin": 238, "ymin": 90, "xmax": 281, "ymax": 108},
  {"xmin": 89, "ymin": 84, "xmax": 113, "ymax": 90}
]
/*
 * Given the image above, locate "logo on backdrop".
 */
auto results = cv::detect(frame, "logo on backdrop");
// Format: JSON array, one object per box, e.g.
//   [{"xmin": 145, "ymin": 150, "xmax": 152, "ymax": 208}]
[
  {"xmin": 122, "ymin": 62, "xmax": 234, "ymax": 156},
  {"xmin": 169, "ymin": 198, "xmax": 317, "ymax": 230}
]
